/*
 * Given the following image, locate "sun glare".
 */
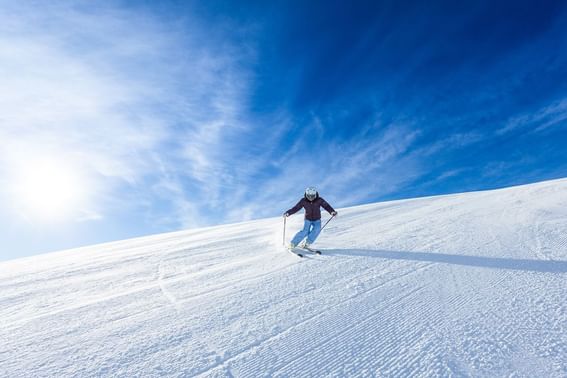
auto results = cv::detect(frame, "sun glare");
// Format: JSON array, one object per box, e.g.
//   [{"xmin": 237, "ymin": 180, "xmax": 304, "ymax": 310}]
[{"xmin": 12, "ymin": 158, "xmax": 86, "ymax": 221}]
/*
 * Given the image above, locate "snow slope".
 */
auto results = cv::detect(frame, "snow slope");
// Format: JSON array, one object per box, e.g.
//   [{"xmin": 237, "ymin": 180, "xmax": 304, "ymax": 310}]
[{"xmin": 1, "ymin": 179, "xmax": 566, "ymax": 377}]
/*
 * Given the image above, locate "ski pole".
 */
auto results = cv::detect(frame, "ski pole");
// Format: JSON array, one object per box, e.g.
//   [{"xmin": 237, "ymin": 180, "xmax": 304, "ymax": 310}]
[
  {"xmin": 283, "ymin": 216, "xmax": 287, "ymax": 246},
  {"xmin": 320, "ymin": 214, "xmax": 335, "ymax": 232}
]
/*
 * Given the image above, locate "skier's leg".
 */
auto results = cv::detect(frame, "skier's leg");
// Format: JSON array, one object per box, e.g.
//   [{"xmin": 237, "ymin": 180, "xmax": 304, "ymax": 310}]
[
  {"xmin": 306, "ymin": 220, "xmax": 322, "ymax": 245},
  {"xmin": 291, "ymin": 220, "xmax": 311, "ymax": 246}
]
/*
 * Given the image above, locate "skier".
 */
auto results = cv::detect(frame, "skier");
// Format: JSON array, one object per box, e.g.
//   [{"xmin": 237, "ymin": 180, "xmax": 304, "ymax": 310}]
[{"xmin": 284, "ymin": 187, "xmax": 337, "ymax": 249}]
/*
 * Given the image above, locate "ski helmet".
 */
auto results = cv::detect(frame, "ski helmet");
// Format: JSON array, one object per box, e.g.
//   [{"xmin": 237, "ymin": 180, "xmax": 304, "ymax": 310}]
[{"xmin": 305, "ymin": 186, "xmax": 317, "ymax": 201}]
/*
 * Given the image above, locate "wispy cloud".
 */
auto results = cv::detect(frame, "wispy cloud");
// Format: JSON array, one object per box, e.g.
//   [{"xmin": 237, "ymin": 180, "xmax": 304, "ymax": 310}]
[
  {"xmin": 221, "ymin": 118, "xmax": 424, "ymax": 223},
  {"xmin": 0, "ymin": 2, "xmax": 256, "ymax": 232},
  {"xmin": 0, "ymin": 6, "xmax": 172, "ymax": 221},
  {"xmin": 497, "ymin": 98, "xmax": 567, "ymax": 135}
]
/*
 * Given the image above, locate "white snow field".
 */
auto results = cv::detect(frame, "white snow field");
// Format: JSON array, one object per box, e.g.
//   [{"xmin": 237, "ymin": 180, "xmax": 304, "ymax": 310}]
[{"xmin": 1, "ymin": 179, "xmax": 567, "ymax": 377}]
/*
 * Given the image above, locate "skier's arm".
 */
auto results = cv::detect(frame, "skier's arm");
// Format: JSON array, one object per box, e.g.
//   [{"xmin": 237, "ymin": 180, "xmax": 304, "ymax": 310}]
[
  {"xmin": 284, "ymin": 199, "xmax": 304, "ymax": 216},
  {"xmin": 320, "ymin": 198, "xmax": 337, "ymax": 216}
]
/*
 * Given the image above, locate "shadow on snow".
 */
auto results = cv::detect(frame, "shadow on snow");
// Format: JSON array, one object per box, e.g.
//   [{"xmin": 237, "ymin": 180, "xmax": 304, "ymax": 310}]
[{"xmin": 324, "ymin": 249, "xmax": 567, "ymax": 273}]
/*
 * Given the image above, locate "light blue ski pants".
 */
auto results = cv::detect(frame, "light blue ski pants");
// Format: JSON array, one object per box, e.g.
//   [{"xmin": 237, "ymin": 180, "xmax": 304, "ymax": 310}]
[{"xmin": 291, "ymin": 219, "xmax": 321, "ymax": 246}]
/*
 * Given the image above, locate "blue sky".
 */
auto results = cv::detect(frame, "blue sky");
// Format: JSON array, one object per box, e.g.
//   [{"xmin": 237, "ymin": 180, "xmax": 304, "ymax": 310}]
[{"xmin": 1, "ymin": 0, "xmax": 566, "ymax": 260}]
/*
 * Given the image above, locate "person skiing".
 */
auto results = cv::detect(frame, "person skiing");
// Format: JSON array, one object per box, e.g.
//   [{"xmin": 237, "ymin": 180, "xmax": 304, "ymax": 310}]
[{"xmin": 284, "ymin": 187, "xmax": 337, "ymax": 249}]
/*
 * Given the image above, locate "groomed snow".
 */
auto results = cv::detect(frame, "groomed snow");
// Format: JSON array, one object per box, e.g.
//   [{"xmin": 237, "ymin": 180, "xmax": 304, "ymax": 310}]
[{"xmin": 1, "ymin": 179, "xmax": 566, "ymax": 377}]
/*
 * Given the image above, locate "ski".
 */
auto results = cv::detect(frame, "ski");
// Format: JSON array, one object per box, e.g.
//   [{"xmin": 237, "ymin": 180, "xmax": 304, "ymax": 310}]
[
  {"xmin": 301, "ymin": 247, "xmax": 322, "ymax": 255},
  {"xmin": 287, "ymin": 248, "xmax": 304, "ymax": 258}
]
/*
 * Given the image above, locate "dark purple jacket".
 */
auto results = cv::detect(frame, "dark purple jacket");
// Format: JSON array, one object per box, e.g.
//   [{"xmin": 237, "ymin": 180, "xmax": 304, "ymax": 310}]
[{"xmin": 286, "ymin": 194, "xmax": 336, "ymax": 221}]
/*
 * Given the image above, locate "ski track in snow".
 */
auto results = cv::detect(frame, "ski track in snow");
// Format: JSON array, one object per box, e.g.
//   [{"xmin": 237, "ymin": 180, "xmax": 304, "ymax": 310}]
[{"xmin": 1, "ymin": 179, "xmax": 567, "ymax": 377}]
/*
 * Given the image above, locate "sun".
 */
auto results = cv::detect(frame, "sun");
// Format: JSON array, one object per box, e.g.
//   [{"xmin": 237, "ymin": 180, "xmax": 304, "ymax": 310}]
[{"xmin": 12, "ymin": 157, "xmax": 86, "ymax": 221}]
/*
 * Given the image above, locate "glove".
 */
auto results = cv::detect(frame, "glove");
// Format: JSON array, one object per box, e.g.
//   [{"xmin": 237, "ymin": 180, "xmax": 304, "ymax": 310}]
[
  {"xmin": 283, "ymin": 212, "xmax": 289, "ymax": 217},
  {"xmin": 331, "ymin": 211, "xmax": 337, "ymax": 216}
]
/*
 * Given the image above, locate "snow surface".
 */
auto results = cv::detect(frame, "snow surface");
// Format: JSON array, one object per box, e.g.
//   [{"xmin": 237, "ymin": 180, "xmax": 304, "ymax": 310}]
[{"xmin": 1, "ymin": 179, "xmax": 567, "ymax": 377}]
